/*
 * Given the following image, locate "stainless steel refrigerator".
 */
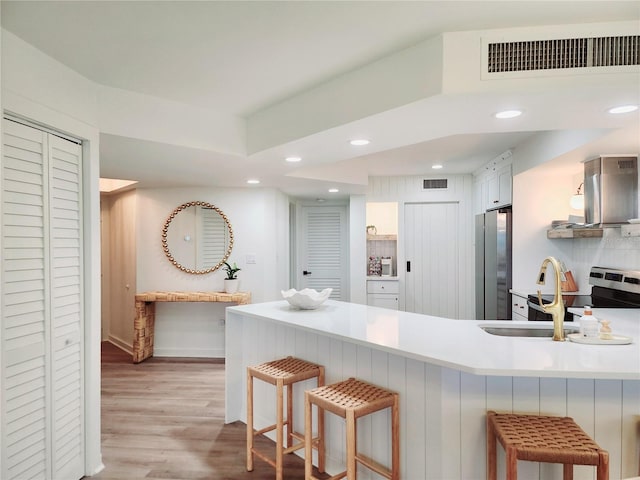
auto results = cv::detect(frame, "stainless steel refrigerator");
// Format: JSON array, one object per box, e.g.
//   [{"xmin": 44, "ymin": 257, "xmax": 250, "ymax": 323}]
[{"xmin": 475, "ymin": 207, "xmax": 512, "ymax": 320}]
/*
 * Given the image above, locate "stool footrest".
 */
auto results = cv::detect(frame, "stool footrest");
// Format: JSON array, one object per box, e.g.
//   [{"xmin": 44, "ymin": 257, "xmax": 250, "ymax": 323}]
[
  {"xmin": 357, "ymin": 453, "xmax": 392, "ymax": 479},
  {"xmin": 254, "ymin": 424, "xmax": 277, "ymax": 436}
]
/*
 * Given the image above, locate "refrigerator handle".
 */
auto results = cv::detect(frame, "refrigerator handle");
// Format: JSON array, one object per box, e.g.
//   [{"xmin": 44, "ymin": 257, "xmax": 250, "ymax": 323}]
[{"xmin": 406, "ymin": 261, "xmax": 411, "ymax": 273}]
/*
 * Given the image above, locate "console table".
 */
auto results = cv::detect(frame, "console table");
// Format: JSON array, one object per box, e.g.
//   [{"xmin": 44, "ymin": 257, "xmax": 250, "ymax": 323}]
[{"xmin": 133, "ymin": 291, "xmax": 251, "ymax": 363}]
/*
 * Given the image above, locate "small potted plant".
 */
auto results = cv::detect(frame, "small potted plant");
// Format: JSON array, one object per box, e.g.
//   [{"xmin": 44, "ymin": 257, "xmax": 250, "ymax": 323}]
[{"xmin": 223, "ymin": 261, "xmax": 241, "ymax": 293}]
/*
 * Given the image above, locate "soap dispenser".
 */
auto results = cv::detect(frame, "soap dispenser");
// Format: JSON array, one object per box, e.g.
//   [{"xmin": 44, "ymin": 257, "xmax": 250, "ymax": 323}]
[{"xmin": 579, "ymin": 306, "xmax": 599, "ymax": 338}]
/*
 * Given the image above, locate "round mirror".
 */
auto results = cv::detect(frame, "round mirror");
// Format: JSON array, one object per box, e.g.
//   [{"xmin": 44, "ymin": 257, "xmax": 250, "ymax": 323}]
[{"xmin": 161, "ymin": 201, "xmax": 233, "ymax": 274}]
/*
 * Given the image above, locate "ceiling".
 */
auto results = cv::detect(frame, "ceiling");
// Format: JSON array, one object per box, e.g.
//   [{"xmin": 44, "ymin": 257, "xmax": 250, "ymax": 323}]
[{"xmin": 2, "ymin": 1, "xmax": 639, "ymax": 197}]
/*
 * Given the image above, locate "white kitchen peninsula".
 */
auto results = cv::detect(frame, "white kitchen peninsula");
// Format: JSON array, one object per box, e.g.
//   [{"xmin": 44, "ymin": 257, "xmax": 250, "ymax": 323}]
[{"xmin": 225, "ymin": 301, "xmax": 640, "ymax": 480}]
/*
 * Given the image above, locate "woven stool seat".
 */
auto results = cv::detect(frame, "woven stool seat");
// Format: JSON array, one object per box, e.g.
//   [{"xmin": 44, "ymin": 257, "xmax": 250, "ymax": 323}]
[
  {"xmin": 487, "ymin": 410, "xmax": 609, "ymax": 480},
  {"xmin": 247, "ymin": 357, "xmax": 325, "ymax": 480},
  {"xmin": 249, "ymin": 356, "xmax": 323, "ymax": 385},
  {"xmin": 304, "ymin": 378, "xmax": 399, "ymax": 480}
]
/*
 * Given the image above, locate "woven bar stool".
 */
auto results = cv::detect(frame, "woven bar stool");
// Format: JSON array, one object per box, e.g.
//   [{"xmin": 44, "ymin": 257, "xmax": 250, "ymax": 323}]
[
  {"xmin": 304, "ymin": 377, "xmax": 399, "ymax": 480},
  {"xmin": 247, "ymin": 356, "xmax": 325, "ymax": 480},
  {"xmin": 487, "ymin": 410, "xmax": 609, "ymax": 480}
]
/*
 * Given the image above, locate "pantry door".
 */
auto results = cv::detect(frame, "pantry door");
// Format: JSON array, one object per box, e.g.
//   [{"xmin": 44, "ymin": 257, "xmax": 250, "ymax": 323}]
[
  {"xmin": 2, "ymin": 118, "xmax": 85, "ymax": 480},
  {"xmin": 404, "ymin": 202, "xmax": 459, "ymax": 318},
  {"xmin": 297, "ymin": 205, "xmax": 348, "ymax": 300}
]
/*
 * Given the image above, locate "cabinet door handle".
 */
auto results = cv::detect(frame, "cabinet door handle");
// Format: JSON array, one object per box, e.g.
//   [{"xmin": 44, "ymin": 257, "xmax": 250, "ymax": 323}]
[
  {"xmin": 303, "ymin": 270, "xmax": 312, "ymax": 276},
  {"xmin": 406, "ymin": 261, "xmax": 411, "ymax": 273}
]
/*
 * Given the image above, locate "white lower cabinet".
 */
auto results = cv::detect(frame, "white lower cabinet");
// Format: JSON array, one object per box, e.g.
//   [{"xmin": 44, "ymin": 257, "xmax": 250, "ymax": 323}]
[
  {"xmin": 512, "ymin": 293, "xmax": 528, "ymax": 321},
  {"xmin": 367, "ymin": 279, "xmax": 399, "ymax": 310}
]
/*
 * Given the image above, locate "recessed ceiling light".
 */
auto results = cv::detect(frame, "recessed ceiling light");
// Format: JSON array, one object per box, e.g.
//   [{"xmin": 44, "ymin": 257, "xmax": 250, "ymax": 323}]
[
  {"xmin": 328, "ymin": 188, "xmax": 339, "ymax": 193},
  {"xmin": 285, "ymin": 156, "xmax": 302, "ymax": 163},
  {"xmin": 246, "ymin": 179, "xmax": 260, "ymax": 185},
  {"xmin": 608, "ymin": 105, "xmax": 638, "ymax": 114},
  {"xmin": 349, "ymin": 139, "xmax": 370, "ymax": 146},
  {"xmin": 432, "ymin": 164, "xmax": 443, "ymax": 169},
  {"xmin": 495, "ymin": 110, "xmax": 522, "ymax": 119}
]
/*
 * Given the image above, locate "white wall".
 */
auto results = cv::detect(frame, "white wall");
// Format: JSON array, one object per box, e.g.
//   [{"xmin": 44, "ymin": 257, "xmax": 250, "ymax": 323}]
[
  {"xmin": 101, "ymin": 190, "xmax": 137, "ymax": 350},
  {"xmin": 349, "ymin": 195, "xmax": 367, "ymax": 305},
  {"xmin": 133, "ymin": 187, "xmax": 289, "ymax": 357},
  {"xmin": 366, "ymin": 201, "xmax": 398, "ymax": 235}
]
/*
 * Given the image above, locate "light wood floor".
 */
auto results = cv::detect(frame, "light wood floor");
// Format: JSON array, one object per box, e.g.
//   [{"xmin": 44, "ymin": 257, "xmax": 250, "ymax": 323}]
[{"xmin": 91, "ymin": 342, "xmax": 329, "ymax": 480}]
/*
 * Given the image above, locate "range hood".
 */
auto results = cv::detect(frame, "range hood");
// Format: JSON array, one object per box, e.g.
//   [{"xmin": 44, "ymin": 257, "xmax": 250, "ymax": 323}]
[{"xmin": 584, "ymin": 155, "xmax": 638, "ymax": 225}]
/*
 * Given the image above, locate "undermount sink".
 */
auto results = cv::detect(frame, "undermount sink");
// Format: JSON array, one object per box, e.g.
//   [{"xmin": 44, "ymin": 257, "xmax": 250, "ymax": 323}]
[{"xmin": 480, "ymin": 326, "xmax": 579, "ymax": 337}]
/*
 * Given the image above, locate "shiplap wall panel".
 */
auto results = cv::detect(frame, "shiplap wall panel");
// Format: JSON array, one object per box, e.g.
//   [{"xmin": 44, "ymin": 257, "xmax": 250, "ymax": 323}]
[
  {"xmin": 621, "ymin": 380, "xmax": 640, "ymax": 475},
  {"xmin": 594, "ymin": 380, "xmax": 623, "ymax": 480},
  {"xmin": 441, "ymin": 367, "xmax": 462, "ymax": 479},
  {"xmin": 460, "ymin": 371, "xmax": 488, "ymax": 479}
]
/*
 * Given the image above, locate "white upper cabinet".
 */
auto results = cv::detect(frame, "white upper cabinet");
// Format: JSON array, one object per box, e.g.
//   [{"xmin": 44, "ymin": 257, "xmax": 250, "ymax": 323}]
[{"xmin": 473, "ymin": 152, "xmax": 513, "ymax": 213}]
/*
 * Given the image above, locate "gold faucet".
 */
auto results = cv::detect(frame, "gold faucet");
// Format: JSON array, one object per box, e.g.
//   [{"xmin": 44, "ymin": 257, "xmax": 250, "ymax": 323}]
[{"xmin": 536, "ymin": 256, "xmax": 566, "ymax": 341}]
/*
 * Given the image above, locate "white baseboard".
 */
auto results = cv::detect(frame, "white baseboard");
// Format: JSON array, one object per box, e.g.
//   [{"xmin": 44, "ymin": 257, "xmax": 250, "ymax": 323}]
[
  {"xmin": 107, "ymin": 334, "xmax": 132, "ymax": 354},
  {"xmin": 153, "ymin": 347, "xmax": 225, "ymax": 358}
]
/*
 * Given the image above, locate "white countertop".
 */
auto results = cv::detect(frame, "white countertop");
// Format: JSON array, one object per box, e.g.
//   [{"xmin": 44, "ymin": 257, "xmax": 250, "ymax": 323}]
[{"xmin": 227, "ymin": 301, "xmax": 640, "ymax": 380}]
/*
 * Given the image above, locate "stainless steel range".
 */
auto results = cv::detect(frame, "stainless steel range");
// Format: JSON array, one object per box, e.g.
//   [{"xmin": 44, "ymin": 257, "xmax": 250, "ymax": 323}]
[{"xmin": 527, "ymin": 266, "xmax": 640, "ymax": 322}]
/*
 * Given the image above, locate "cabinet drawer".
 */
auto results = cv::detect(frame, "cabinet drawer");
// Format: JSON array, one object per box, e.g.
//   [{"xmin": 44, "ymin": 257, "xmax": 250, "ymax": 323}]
[
  {"xmin": 367, "ymin": 293, "xmax": 399, "ymax": 310},
  {"xmin": 367, "ymin": 280, "xmax": 399, "ymax": 294}
]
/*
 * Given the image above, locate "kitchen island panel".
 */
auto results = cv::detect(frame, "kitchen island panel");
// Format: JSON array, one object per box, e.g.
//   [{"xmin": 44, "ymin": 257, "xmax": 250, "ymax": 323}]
[
  {"xmin": 622, "ymin": 380, "xmax": 640, "ymax": 475},
  {"xmin": 226, "ymin": 307, "xmax": 640, "ymax": 479},
  {"xmin": 460, "ymin": 372, "xmax": 488, "ymax": 480}
]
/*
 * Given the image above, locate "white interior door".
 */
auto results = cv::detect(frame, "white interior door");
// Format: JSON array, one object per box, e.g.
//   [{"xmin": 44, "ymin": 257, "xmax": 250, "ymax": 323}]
[
  {"xmin": 2, "ymin": 119, "xmax": 84, "ymax": 480},
  {"xmin": 404, "ymin": 202, "xmax": 459, "ymax": 318},
  {"xmin": 298, "ymin": 205, "xmax": 348, "ymax": 300}
]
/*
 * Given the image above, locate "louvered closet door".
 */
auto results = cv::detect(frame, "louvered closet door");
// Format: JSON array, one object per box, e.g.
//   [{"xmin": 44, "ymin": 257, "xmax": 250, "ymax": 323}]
[
  {"xmin": 48, "ymin": 134, "xmax": 84, "ymax": 480},
  {"xmin": 299, "ymin": 206, "xmax": 347, "ymax": 300},
  {"xmin": 1, "ymin": 119, "xmax": 84, "ymax": 480}
]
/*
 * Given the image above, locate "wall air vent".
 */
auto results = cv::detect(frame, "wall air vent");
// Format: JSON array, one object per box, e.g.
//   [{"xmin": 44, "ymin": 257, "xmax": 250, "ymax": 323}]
[
  {"xmin": 487, "ymin": 35, "xmax": 639, "ymax": 73},
  {"xmin": 423, "ymin": 179, "xmax": 448, "ymax": 190}
]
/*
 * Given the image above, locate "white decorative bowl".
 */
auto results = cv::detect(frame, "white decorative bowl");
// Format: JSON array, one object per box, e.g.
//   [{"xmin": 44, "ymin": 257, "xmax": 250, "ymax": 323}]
[{"xmin": 281, "ymin": 288, "xmax": 332, "ymax": 310}]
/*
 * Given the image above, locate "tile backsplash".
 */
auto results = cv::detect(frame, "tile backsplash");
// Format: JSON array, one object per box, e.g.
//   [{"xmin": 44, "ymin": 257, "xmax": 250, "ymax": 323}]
[{"xmin": 563, "ymin": 227, "xmax": 640, "ymax": 289}]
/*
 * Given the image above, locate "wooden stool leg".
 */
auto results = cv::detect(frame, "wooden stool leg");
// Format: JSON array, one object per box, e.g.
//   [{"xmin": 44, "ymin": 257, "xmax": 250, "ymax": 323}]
[
  {"xmin": 487, "ymin": 412, "xmax": 497, "ymax": 480},
  {"xmin": 317, "ymin": 369, "xmax": 326, "ymax": 473},
  {"xmin": 346, "ymin": 410, "xmax": 357, "ymax": 479},
  {"xmin": 563, "ymin": 464, "xmax": 573, "ymax": 480},
  {"xmin": 246, "ymin": 372, "xmax": 254, "ymax": 472},
  {"xmin": 597, "ymin": 450, "xmax": 609, "ymax": 480},
  {"xmin": 391, "ymin": 394, "xmax": 400, "ymax": 480},
  {"xmin": 287, "ymin": 383, "xmax": 293, "ymax": 448},
  {"xmin": 506, "ymin": 445, "xmax": 517, "ymax": 480},
  {"xmin": 305, "ymin": 392, "xmax": 314, "ymax": 480},
  {"xmin": 276, "ymin": 378, "xmax": 284, "ymax": 480}
]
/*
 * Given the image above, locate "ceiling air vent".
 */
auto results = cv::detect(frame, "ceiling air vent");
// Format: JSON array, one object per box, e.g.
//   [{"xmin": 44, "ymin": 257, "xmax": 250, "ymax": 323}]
[
  {"xmin": 487, "ymin": 35, "xmax": 639, "ymax": 73},
  {"xmin": 423, "ymin": 178, "xmax": 448, "ymax": 190}
]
